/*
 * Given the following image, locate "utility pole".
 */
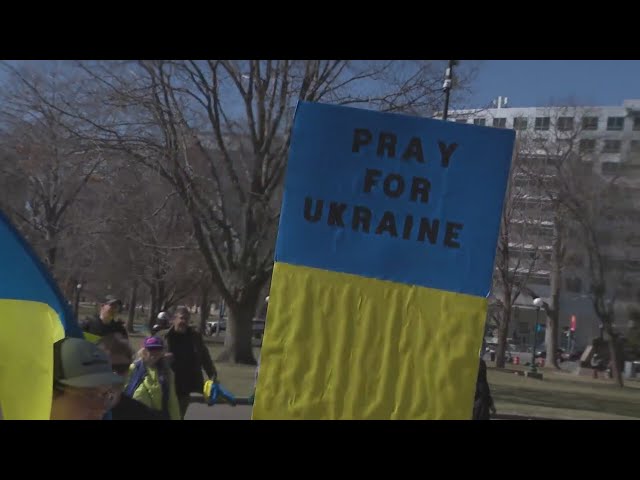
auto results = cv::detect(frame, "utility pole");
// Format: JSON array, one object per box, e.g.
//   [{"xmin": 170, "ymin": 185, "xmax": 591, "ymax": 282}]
[{"xmin": 442, "ymin": 60, "xmax": 458, "ymax": 121}]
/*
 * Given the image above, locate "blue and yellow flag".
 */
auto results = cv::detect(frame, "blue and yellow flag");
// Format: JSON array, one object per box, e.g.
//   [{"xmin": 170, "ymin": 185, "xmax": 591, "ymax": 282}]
[
  {"xmin": 253, "ymin": 102, "xmax": 515, "ymax": 419},
  {"xmin": 0, "ymin": 210, "xmax": 83, "ymax": 420}
]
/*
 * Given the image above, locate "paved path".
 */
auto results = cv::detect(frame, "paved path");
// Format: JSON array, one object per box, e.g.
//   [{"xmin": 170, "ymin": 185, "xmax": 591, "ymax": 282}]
[
  {"xmin": 185, "ymin": 403, "xmax": 253, "ymax": 420},
  {"xmin": 183, "ymin": 404, "xmax": 552, "ymax": 420}
]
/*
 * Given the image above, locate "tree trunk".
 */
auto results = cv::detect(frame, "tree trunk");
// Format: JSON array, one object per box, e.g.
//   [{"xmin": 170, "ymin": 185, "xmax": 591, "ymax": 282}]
[
  {"xmin": 127, "ymin": 281, "xmax": 138, "ymax": 333},
  {"xmin": 148, "ymin": 286, "xmax": 158, "ymax": 332},
  {"xmin": 545, "ymin": 219, "xmax": 562, "ymax": 369},
  {"xmin": 46, "ymin": 245, "xmax": 57, "ymax": 270},
  {"xmin": 217, "ymin": 297, "xmax": 258, "ymax": 365},
  {"xmin": 158, "ymin": 279, "xmax": 166, "ymax": 311},
  {"xmin": 199, "ymin": 286, "xmax": 210, "ymax": 334},
  {"xmin": 63, "ymin": 277, "xmax": 76, "ymax": 300},
  {"xmin": 496, "ymin": 303, "xmax": 511, "ymax": 368},
  {"xmin": 605, "ymin": 324, "xmax": 624, "ymax": 387}
]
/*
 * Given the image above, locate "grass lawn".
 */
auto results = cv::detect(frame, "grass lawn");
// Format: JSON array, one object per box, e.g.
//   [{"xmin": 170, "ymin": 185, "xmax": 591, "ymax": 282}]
[
  {"xmin": 199, "ymin": 352, "xmax": 640, "ymax": 419},
  {"xmin": 488, "ymin": 367, "xmax": 640, "ymax": 419},
  {"xmin": 206, "ymin": 344, "xmax": 260, "ymax": 396},
  {"xmin": 205, "ymin": 356, "xmax": 640, "ymax": 419},
  {"xmin": 114, "ymin": 312, "xmax": 640, "ymax": 420}
]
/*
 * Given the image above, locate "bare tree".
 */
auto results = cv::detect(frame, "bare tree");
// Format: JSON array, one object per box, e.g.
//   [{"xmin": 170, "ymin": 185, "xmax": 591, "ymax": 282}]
[
  {"xmin": 0, "ymin": 64, "xmax": 102, "ymax": 277},
  {"xmin": 4, "ymin": 60, "xmax": 479, "ymax": 364},
  {"xmin": 559, "ymin": 166, "xmax": 639, "ymax": 386},
  {"xmin": 518, "ymin": 106, "xmax": 591, "ymax": 369},
  {"xmin": 517, "ymin": 104, "xmax": 640, "ymax": 381},
  {"xmin": 98, "ymin": 163, "xmax": 207, "ymax": 330}
]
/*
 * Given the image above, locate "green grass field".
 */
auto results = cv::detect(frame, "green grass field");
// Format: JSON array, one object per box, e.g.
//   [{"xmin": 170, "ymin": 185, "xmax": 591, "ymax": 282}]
[
  {"xmin": 203, "ymin": 354, "xmax": 640, "ymax": 419},
  {"xmin": 205, "ymin": 349, "xmax": 640, "ymax": 419},
  {"xmin": 91, "ymin": 302, "xmax": 639, "ymax": 420},
  {"xmin": 488, "ymin": 367, "xmax": 640, "ymax": 419}
]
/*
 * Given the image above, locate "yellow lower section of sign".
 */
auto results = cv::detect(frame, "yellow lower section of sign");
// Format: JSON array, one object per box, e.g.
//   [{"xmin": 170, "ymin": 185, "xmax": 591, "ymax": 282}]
[
  {"xmin": 0, "ymin": 300, "xmax": 65, "ymax": 420},
  {"xmin": 252, "ymin": 262, "xmax": 487, "ymax": 420}
]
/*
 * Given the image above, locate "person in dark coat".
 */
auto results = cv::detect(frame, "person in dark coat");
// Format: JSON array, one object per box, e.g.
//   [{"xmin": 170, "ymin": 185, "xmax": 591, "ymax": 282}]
[
  {"xmin": 157, "ymin": 306, "xmax": 217, "ymax": 419},
  {"xmin": 81, "ymin": 296, "xmax": 128, "ymax": 339},
  {"xmin": 473, "ymin": 358, "xmax": 496, "ymax": 420}
]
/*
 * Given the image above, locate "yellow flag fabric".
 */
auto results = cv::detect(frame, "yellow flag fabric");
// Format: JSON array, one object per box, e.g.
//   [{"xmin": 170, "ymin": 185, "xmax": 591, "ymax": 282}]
[
  {"xmin": 253, "ymin": 263, "xmax": 486, "ymax": 419},
  {"xmin": 0, "ymin": 209, "xmax": 85, "ymax": 420},
  {"xmin": 0, "ymin": 300, "xmax": 65, "ymax": 420}
]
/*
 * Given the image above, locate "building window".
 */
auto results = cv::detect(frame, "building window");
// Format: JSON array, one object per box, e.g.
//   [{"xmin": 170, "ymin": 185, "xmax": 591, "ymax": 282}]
[
  {"xmin": 631, "ymin": 140, "xmax": 640, "ymax": 153},
  {"xmin": 529, "ymin": 275, "xmax": 551, "ymax": 287},
  {"xmin": 557, "ymin": 117, "xmax": 574, "ymax": 131},
  {"xmin": 558, "ymin": 139, "xmax": 572, "ymax": 151},
  {"xmin": 455, "ymin": 119, "xmax": 467, "ymax": 124},
  {"xmin": 512, "ymin": 176, "xmax": 529, "ymax": 188},
  {"xmin": 579, "ymin": 139, "xmax": 596, "ymax": 153},
  {"xmin": 566, "ymin": 254, "xmax": 584, "ymax": 268},
  {"xmin": 566, "ymin": 277, "xmax": 583, "ymax": 293},
  {"xmin": 493, "ymin": 118, "xmax": 507, "ymax": 128},
  {"xmin": 617, "ymin": 288, "xmax": 636, "ymax": 301},
  {"xmin": 535, "ymin": 117, "xmax": 550, "ymax": 130},
  {"xmin": 601, "ymin": 162, "xmax": 620, "ymax": 175},
  {"xmin": 513, "ymin": 117, "xmax": 528, "ymax": 130},
  {"xmin": 607, "ymin": 116, "xmax": 625, "ymax": 131},
  {"xmin": 598, "ymin": 230, "xmax": 614, "ymax": 245},
  {"xmin": 518, "ymin": 321, "xmax": 530, "ymax": 335},
  {"xmin": 603, "ymin": 139, "xmax": 622, "ymax": 153},
  {"xmin": 634, "ymin": 116, "xmax": 640, "ymax": 131},
  {"xmin": 582, "ymin": 116, "xmax": 599, "ymax": 130},
  {"xmin": 473, "ymin": 118, "xmax": 486, "ymax": 126},
  {"xmin": 540, "ymin": 225, "xmax": 555, "ymax": 237}
]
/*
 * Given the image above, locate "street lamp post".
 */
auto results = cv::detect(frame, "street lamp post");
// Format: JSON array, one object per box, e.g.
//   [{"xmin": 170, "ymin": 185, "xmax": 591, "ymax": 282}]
[
  {"xmin": 442, "ymin": 60, "xmax": 457, "ymax": 121},
  {"xmin": 531, "ymin": 298, "xmax": 545, "ymax": 373},
  {"xmin": 74, "ymin": 283, "xmax": 83, "ymax": 319}
]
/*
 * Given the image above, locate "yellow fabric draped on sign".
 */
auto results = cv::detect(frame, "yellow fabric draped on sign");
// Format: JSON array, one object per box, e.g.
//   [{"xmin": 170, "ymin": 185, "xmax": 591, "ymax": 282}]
[{"xmin": 252, "ymin": 262, "xmax": 486, "ymax": 420}]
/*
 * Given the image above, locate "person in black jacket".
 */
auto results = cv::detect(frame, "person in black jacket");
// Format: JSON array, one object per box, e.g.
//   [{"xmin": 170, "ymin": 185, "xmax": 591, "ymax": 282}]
[
  {"xmin": 81, "ymin": 296, "xmax": 128, "ymax": 339},
  {"xmin": 97, "ymin": 334, "xmax": 165, "ymax": 420},
  {"xmin": 473, "ymin": 358, "xmax": 496, "ymax": 420},
  {"xmin": 157, "ymin": 306, "xmax": 217, "ymax": 419}
]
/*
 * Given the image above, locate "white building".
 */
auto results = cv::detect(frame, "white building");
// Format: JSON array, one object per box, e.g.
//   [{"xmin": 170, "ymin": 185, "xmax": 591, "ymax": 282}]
[{"xmin": 444, "ymin": 98, "xmax": 640, "ymax": 351}]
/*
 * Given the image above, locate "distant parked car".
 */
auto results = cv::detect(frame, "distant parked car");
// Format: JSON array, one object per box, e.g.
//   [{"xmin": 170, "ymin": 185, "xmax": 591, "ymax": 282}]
[
  {"xmin": 204, "ymin": 318, "xmax": 265, "ymax": 339},
  {"xmin": 568, "ymin": 350, "xmax": 584, "ymax": 361},
  {"xmin": 204, "ymin": 319, "xmax": 226, "ymax": 336},
  {"xmin": 486, "ymin": 344, "xmax": 516, "ymax": 363},
  {"xmin": 535, "ymin": 348, "xmax": 565, "ymax": 363},
  {"xmin": 252, "ymin": 319, "xmax": 265, "ymax": 339}
]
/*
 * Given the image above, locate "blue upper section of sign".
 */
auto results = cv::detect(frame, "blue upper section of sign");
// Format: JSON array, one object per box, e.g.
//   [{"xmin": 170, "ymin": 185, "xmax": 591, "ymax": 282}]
[
  {"xmin": 0, "ymin": 209, "xmax": 83, "ymax": 337},
  {"xmin": 275, "ymin": 102, "xmax": 515, "ymax": 297}
]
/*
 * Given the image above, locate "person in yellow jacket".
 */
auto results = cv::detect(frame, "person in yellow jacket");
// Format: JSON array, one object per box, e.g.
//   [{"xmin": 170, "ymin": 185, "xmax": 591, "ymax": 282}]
[{"xmin": 124, "ymin": 336, "xmax": 181, "ymax": 420}]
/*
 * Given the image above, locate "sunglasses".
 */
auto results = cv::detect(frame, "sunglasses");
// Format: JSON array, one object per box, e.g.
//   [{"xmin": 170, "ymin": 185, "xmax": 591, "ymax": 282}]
[{"xmin": 112, "ymin": 363, "xmax": 130, "ymax": 375}]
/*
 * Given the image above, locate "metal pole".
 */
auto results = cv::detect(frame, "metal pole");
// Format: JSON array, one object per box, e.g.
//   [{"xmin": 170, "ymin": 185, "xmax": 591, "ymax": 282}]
[
  {"xmin": 74, "ymin": 283, "xmax": 82, "ymax": 319},
  {"xmin": 531, "ymin": 307, "xmax": 540, "ymax": 372},
  {"xmin": 442, "ymin": 60, "xmax": 456, "ymax": 121}
]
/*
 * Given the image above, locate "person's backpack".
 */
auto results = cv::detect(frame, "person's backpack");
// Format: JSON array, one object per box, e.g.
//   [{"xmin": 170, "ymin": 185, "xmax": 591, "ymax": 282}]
[{"xmin": 124, "ymin": 360, "xmax": 147, "ymax": 397}]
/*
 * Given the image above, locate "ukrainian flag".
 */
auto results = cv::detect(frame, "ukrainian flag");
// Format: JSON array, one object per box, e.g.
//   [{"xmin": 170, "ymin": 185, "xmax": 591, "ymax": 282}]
[
  {"xmin": 0, "ymin": 210, "xmax": 83, "ymax": 420},
  {"xmin": 253, "ymin": 102, "xmax": 514, "ymax": 420}
]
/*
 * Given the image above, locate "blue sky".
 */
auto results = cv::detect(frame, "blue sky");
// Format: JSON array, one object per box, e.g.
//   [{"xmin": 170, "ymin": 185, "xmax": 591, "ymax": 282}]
[
  {"xmin": 466, "ymin": 60, "xmax": 640, "ymax": 108},
  {"xmin": 2, "ymin": 60, "xmax": 638, "ymax": 112}
]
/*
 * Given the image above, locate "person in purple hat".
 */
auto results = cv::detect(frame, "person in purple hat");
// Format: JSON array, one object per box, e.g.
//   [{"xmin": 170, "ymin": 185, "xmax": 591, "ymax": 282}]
[{"xmin": 123, "ymin": 336, "xmax": 180, "ymax": 420}]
